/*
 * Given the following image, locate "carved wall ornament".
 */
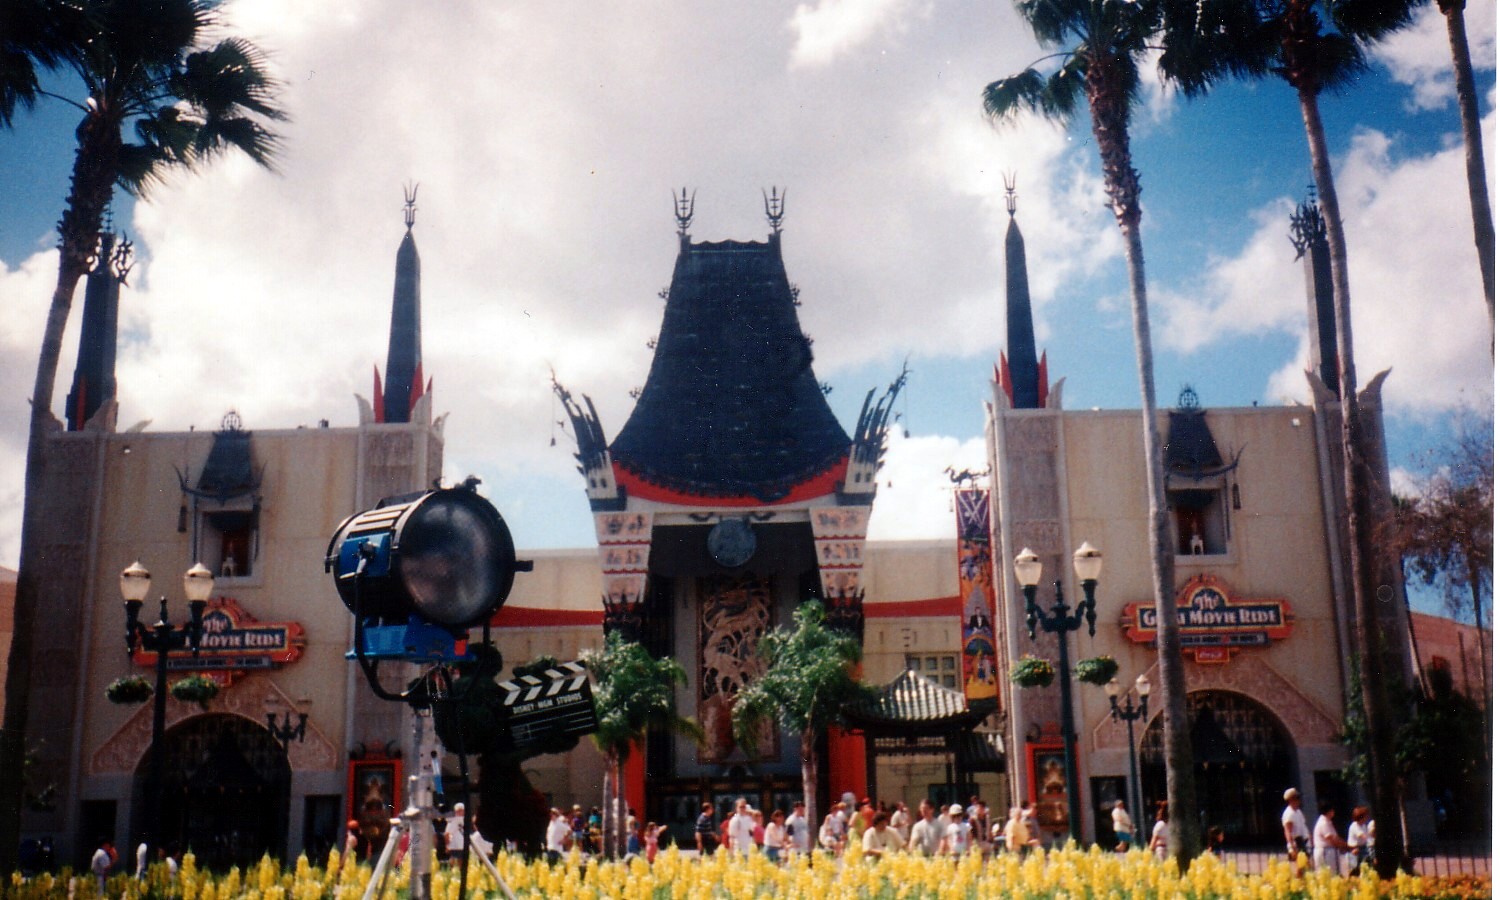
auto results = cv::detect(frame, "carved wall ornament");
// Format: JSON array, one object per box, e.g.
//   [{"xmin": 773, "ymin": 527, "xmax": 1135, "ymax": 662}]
[
  {"xmin": 1089, "ymin": 656, "xmax": 1338, "ymax": 752},
  {"xmin": 91, "ymin": 672, "xmax": 339, "ymax": 775}
]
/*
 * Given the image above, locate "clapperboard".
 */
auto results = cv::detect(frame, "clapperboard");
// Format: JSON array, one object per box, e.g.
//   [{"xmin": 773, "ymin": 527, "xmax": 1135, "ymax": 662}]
[{"xmin": 499, "ymin": 661, "xmax": 598, "ymax": 753}]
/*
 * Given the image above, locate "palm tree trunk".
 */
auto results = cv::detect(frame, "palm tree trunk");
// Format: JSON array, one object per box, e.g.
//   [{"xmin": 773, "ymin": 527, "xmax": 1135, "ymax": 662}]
[
  {"xmin": 1298, "ymin": 85, "xmax": 1403, "ymax": 879},
  {"xmin": 800, "ymin": 729, "xmax": 818, "ymax": 849},
  {"xmin": 1439, "ymin": 0, "xmax": 1495, "ymax": 353},
  {"xmin": 1086, "ymin": 49, "xmax": 1198, "ymax": 869},
  {"xmin": 0, "ymin": 108, "xmax": 120, "ymax": 873},
  {"xmin": 1468, "ymin": 562, "xmax": 1491, "ymax": 762},
  {"xmin": 600, "ymin": 750, "xmax": 615, "ymax": 857}
]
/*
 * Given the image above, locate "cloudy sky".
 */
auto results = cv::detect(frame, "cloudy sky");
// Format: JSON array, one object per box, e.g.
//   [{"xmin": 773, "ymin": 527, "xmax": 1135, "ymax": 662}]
[{"xmin": 0, "ymin": 0, "xmax": 1493, "ymax": 607}]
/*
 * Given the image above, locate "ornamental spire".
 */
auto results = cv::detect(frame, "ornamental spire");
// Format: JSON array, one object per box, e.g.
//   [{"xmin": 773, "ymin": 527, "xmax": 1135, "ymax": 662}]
[
  {"xmin": 377, "ymin": 184, "xmax": 426, "ymax": 422},
  {"xmin": 997, "ymin": 174, "xmax": 1044, "ymax": 409}
]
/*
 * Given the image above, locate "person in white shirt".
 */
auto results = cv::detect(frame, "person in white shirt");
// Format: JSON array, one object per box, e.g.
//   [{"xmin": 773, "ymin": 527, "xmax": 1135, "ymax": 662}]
[
  {"xmin": 444, "ymin": 802, "xmax": 467, "ymax": 861},
  {"xmin": 785, "ymin": 802, "xmax": 809, "ymax": 854},
  {"xmin": 1111, "ymin": 800, "xmax": 1134, "ymax": 851},
  {"xmin": 861, "ymin": 811, "xmax": 903, "ymax": 858},
  {"xmin": 90, "ymin": 839, "xmax": 114, "ymax": 893},
  {"xmin": 545, "ymin": 808, "xmax": 571, "ymax": 862},
  {"xmin": 1281, "ymin": 788, "xmax": 1311, "ymax": 863},
  {"xmin": 907, "ymin": 800, "xmax": 943, "ymax": 857},
  {"xmin": 728, "ymin": 798, "xmax": 757, "ymax": 856},
  {"xmin": 1346, "ymin": 805, "xmax": 1374, "ymax": 873},
  {"xmin": 763, "ymin": 809, "xmax": 788, "ymax": 863},
  {"xmin": 1312, "ymin": 802, "xmax": 1350, "ymax": 873},
  {"xmin": 889, "ymin": 801, "xmax": 911, "ymax": 844},
  {"xmin": 1149, "ymin": 803, "xmax": 1169, "ymax": 861},
  {"xmin": 135, "ymin": 841, "xmax": 149, "ymax": 879},
  {"xmin": 941, "ymin": 805, "xmax": 973, "ymax": 856}
]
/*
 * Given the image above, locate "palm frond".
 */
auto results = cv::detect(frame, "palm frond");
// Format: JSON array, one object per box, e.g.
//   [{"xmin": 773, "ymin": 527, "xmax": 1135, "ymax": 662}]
[
  {"xmin": 1329, "ymin": 0, "xmax": 1424, "ymax": 43},
  {"xmin": 113, "ymin": 141, "xmax": 170, "ymax": 196},
  {"xmin": 0, "ymin": 0, "xmax": 88, "ymax": 126},
  {"xmin": 983, "ymin": 63, "xmax": 1085, "ymax": 125}
]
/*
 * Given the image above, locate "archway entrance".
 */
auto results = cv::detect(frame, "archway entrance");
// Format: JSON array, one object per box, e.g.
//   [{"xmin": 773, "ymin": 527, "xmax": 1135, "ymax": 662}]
[
  {"xmin": 1140, "ymin": 691, "xmax": 1294, "ymax": 845},
  {"xmin": 132, "ymin": 714, "xmax": 291, "ymax": 870}
]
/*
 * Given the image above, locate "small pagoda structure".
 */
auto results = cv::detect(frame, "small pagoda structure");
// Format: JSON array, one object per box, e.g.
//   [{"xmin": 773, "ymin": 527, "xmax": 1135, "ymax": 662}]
[{"xmin": 556, "ymin": 189, "xmax": 903, "ymax": 815}]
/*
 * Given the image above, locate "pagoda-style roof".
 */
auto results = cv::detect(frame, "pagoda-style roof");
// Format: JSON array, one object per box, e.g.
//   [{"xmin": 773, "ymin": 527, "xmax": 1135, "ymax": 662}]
[
  {"xmin": 179, "ymin": 416, "xmax": 261, "ymax": 502},
  {"xmin": 845, "ymin": 669, "xmax": 996, "ymax": 734},
  {"xmin": 609, "ymin": 236, "xmax": 850, "ymax": 504}
]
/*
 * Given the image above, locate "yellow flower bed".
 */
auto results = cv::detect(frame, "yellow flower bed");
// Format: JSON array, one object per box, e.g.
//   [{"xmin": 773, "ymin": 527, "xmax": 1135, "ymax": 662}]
[{"xmin": 13, "ymin": 844, "xmax": 1489, "ymax": 900}]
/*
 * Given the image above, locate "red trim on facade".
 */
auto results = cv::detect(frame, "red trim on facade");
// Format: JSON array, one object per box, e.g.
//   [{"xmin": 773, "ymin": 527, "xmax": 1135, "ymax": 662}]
[
  {"xmin": 491, "ymin": 606, "xmax": 604, "ymax": 628},
  {"xmin": 826, "ymin": 726, "xmax": 867, "ymax": 804},
  {"xmin": 611, "ymin": 457, "xmax": 849, "ymax": 507},
  {"xmin": 864, "ymin": 596, "xmax": 962, "ymax": 618},
  {"xmin": 623, "ymin": 742, "xmax": 646, "ymax": 822}
]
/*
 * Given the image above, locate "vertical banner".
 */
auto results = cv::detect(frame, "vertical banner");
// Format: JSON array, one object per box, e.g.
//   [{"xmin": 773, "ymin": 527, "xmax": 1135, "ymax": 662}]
[
  {"xmin": 955, "ymin": 489, "xmax": 1000, "ymax": 703},
  {"xmin": 595, "ymin": 512, "xmax": 653, "ymax": 635},
  {"xmin": 811, "ymin": 506, "xmax": 871, "ymax": 635}
]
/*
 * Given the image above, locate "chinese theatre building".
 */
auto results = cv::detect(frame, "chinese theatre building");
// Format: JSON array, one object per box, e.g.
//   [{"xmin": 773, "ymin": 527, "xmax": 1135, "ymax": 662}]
[
  {"xmin": 544, "ymin": 195, "xmax": 916, "ymax": 829},
  {"xmin": 986, "ymin": 192, "xmax": 1422, "ymax": 846}
]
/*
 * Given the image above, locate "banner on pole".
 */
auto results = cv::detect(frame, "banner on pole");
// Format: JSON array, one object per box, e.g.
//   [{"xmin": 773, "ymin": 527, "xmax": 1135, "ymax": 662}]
[{"xmin": 955, "ymin": 489, "xmax": 999, "ymax": 703}]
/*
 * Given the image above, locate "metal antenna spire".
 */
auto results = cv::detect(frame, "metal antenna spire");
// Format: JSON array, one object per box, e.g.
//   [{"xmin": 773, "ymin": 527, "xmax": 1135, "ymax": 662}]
[
  {"xmin": 674, "ymin": 187, "xmax": 695, "ymax": 236},
  {"xmin": 1003, "ymin": 172, "xmax": 1018, "ymax": 217},
  {"xmin": 403, "ymin": 182, "xmax": 420, "ymax": 231},
  {"xmin": 1288, "ymin": 184, "xmax": 1325, "ymax": 259},
  {"xmin": 763, "ymin": 186, "xmax": 786, "ymax": 233}
]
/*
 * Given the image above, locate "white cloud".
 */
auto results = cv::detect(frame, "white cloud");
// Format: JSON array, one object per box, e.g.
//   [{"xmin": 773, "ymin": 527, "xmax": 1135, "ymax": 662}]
[
  {"xmin": 1159, "ymin": 117, "xmax": 1492, "ymax": 414},
  {"xmin": 1371, "ymin": 1, "xmax": 1497, "ymax": 111},
  {"xmin": 865, "ymin": 430, "xmax": 989, "ymax": 541},
  {"xmin": 787, "ymin": 0, "xmax": 929, "ymax": 68}
]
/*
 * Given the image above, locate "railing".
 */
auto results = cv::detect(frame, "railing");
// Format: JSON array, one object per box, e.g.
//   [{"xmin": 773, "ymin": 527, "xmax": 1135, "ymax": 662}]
[{"xmin": 1212, "ymin": 839, "xmax": 1491, "ymax": 878}]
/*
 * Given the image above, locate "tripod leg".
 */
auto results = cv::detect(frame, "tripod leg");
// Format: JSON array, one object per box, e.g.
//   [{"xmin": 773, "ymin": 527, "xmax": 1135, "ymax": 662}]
[
  {"xmin": 472, "ymin": 845, "xmax": 517, "ymax": 900},
  {"xmin": 362, "ymin": 819, "xmax": 404, "ymax": 900}
]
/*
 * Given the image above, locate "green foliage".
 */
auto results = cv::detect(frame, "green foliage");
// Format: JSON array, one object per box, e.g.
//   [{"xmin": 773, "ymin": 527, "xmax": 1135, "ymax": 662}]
[
  {"xmin": 1009, "ymin": 655, "xmax": 1055, "ymax": 689},
  {"xmin": 582, "ymin": 631, "xmax": 700, "ymax": 763},
  {"xmin": 1074, "ymin": 656, "xmax": 1119, "ymax": 686},
  {"xmin": 732, "ymin": 601, "xmax": 873, "ymax": 748},
  {"xmin": 168, "ymin": 674, "xmax": 218, "ymax": 707},
  {"xmin": 105, "ymin": 675, "xmax": 152, "ymax": 704},
  {"xmin": 1339, "ymin": 663, "xmax": 1485, "ymax": 789},
  {"xmin": 982, "ymin": 0, "xmax": 1157, "ymax": 126}
]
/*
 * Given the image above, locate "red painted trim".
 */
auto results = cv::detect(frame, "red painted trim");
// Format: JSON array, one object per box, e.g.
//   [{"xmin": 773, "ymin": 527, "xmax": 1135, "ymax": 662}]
[
  {"xmin": 826, "ymin": 726, "xmax": 866, "ymax": 803},
  {"xmin": 623, "ymin": 742, "xmax": 646, "ymax": 823},
  {"xmin": 491, "ymin": 606, "xmax": 604, "ymax": 628},
  {"xmin": 864, "ymin": 596, "xmax": 962, "ymax": 618},
  {"xmin": 611, "ymin": 457, "xmax": 848, "ymax": 507}
]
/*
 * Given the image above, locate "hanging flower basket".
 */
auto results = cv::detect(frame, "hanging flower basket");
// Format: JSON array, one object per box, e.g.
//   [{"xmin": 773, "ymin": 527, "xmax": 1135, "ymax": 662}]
[
  {"xmin": 106, "ymin": 676, "xmax": 153, "ymax": 705},
  {"xmin": 170, "ymin": 674, "xmax": 219, "ymax": 708},
  {"xmin": 1074, "ymin": 656, "xmax": 1120, "ymax": 686},
  {"xmin": 1009, "ymin": 656, "xmax": 1055, "ymax": 689}
]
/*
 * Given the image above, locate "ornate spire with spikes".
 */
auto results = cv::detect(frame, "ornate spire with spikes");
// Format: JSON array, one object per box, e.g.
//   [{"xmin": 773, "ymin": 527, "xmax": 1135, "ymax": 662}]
[
  {"xmin": 674, "ymin": 187, "xmax": 695, "ymax": 237},
  {"xmin": 376, "ymin": 184, "xmax": 426, "ymax": 423},
  {"xmin": 763, "ymin": 187, "xmax": 785, "ymax": 234},
  {"xmin": 66, "ymin": 230, "xmax": 132, "ymax": 430},
  {"xmin": 997, "ymin": 174, "xmax": 1044, "ymax": 409},
  {"xmin": 1290, "ymin": 187, "xmax": 1338, "ymax": 396}
]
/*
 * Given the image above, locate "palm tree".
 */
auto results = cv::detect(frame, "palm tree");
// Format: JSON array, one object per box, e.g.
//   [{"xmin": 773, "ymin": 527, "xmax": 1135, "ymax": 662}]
[
  {"xmin": 582, "ymin": 632, "xmax": 701, "ymax": 857},
  {"xmin": 982, "ymin": 0, "xmax": 1201, "ymax": 867},
  {"xmin": 1158, "ymin": 0, "xmax": 1421, "ymax": 876},
  {"xmin": 0, "ymin": 0, "xmax": 284, "ymax": 869},
  {"xmin": 732, "ymin": 601, "xmax": 874, "ymax": 842},
  {"xmin": 1435, "ymin": 0, "xmax": 1494, "ymax": 350}
]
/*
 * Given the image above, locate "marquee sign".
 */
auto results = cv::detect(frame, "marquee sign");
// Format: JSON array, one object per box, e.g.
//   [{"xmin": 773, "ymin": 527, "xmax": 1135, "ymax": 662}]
[
  {"xmin": 1120, "ymin": 574, "xmax": 1292, "ymax": 664},
  {"xmin": 132, "ymin": 597, "xmax": 306, "ymax": 683}
]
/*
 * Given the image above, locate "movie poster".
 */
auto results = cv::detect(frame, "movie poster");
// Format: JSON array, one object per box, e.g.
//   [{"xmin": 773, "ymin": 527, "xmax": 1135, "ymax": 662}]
[{"xmin": 955, "ymin": 489, "xmax": 999, "ymax": 702}]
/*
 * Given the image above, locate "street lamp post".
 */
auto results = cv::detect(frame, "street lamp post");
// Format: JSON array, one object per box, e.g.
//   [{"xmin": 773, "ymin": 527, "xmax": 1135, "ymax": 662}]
[
  {"xmin": 1013, "ymin": 542, "xmax": 1102, "ymax": 845},
  {"xmin": 1105, "ymin": 674, "xmax": 1151, "ymax": 845},
  {"xmin": 121, "ymin": 561, "xmax": 214, "ymax": 865}
]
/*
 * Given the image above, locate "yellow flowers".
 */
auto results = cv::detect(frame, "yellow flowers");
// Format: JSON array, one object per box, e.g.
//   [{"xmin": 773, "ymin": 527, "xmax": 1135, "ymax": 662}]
[{"xmin": 16, "ymin": 846, "xmax": 1488, "ymax": 899}]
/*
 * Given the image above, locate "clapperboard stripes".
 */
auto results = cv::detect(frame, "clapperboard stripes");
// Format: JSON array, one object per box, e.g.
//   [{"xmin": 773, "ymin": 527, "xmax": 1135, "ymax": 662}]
[{"xmin": 498, "ymin": 661, "xmax": 597, "ymax": 752}]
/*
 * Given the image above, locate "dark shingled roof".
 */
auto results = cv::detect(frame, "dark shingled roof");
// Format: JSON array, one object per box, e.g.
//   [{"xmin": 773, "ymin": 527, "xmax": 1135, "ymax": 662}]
[
  {"xmin": 845, "ymin": 670, "xmax": 995, "ymax": 732},
  {"xmin": 193, "ymin": 428, "xmax": 258, "ymax": 501},
  {"xmin": 610, "ymin": 236, "xmax": 850, "ymax": 502},
  {"xmin": 1165, "ymin": 408, "xmax": 1224, "ymax": 476}
]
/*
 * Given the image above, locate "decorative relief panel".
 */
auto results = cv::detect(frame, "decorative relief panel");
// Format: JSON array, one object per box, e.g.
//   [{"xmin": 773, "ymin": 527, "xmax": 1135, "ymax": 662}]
[
  {"xmin": 1006, "ymin": 417, "xmax": 1058, "ymax": 453},
  {"xmin": 1089, "ymin": 656, "xmax": 1338, "ymax": 752},
  {"xmin": 91, "ymin": 673, "xmax": 339, "ymax": 775},
  {"xmin": 1010, "ymin": 522, "xmax": 1062, "ymax": 556},
  {"xmin": 698, "ymin": 575, "xmax": 773, "ymax": 763}
]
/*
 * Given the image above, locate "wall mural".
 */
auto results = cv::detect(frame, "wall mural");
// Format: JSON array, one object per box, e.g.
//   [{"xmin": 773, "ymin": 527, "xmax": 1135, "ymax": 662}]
[{"xmin": 698, "ymin": 575, "xmax": 774, "ymax": 762}]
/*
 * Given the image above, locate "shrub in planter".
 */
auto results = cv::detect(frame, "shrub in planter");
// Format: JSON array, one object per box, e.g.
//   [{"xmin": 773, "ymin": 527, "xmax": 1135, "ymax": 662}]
[
  {"xmin": 170, "ymin": 674, "xmax": 219, "ymax": 708},
  {"xmin": 1073, "ymin": 656, "xmax": 1119, "ymax": 686},
  {"xmin": 106, "ymin": 676, "xmax": 153, "ymax": 705},
  {"xmin": 1009, "ymin": 655, "xmax": 1055, "ymax": 688}
]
